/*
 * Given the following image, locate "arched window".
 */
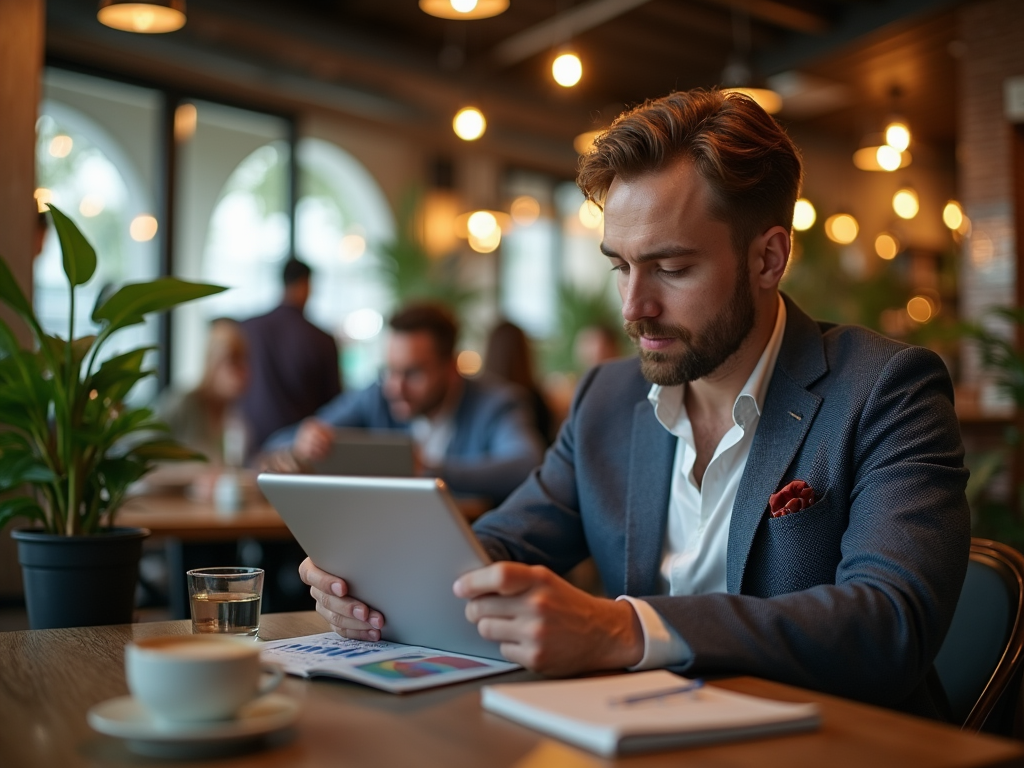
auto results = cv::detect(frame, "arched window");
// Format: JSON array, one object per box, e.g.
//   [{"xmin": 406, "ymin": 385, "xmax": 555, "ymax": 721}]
[
  {"xmin": 34, "ymin": 91, "xmax": 161, "ymax": 403},
  {"xmin": 295, "ymin": 137, "xmax": 395, "ymax": 388}
]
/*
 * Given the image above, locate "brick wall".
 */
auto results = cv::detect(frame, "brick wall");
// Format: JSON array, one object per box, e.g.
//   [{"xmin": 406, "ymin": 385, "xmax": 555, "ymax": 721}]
[{"xmin": 958, "ymin": 0, "xmax": 1024, "ymax": 399}]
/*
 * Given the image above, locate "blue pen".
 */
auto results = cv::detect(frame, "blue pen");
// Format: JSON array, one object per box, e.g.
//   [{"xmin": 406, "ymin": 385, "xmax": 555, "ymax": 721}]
[{"xmin": 609, "ymin": 679, "xmax": 705, "ymax": 706}]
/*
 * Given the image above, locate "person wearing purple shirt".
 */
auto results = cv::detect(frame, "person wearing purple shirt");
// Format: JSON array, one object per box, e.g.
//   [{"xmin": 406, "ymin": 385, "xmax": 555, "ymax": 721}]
[{"xmin": 240, "ymin": 259, "xmax": 341, "ymax": 454}]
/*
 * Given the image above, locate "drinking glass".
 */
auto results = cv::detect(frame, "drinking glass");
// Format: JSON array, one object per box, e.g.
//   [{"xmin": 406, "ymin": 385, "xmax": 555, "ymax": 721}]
[{"xmin": 186, "ymin": 567, "xmax": 264, "ymax": 637}]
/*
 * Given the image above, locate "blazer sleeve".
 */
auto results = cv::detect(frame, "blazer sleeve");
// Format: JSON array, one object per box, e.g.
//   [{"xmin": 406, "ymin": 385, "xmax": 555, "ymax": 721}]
[
  {"xmin": 472, "ymin": 368, "xmax": 599, "ymax": 573},
  {"xmin": 644, "ymin": 346, "xmax": 970, "ymax": 709},
  {"xmin": 439, "ymin": 387, "xmax": 546, "ymax": 504}
]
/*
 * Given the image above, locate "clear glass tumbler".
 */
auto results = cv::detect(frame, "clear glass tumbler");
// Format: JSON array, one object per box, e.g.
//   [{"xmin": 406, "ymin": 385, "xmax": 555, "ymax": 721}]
[{"xmin": 186, "ymin": 566, "xmax": 264, "ymax": 637}]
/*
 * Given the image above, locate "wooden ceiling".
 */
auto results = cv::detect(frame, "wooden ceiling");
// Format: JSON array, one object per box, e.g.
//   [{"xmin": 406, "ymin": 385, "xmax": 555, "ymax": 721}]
[{"xmin": 45, "ymin": 0, "xmax": 962, "ymax": 175}]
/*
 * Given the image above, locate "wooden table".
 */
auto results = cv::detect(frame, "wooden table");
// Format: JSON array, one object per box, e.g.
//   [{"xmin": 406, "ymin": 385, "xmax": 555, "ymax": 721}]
[
  {"xmin": 116, "ymin": 494, "xmax": 293, "ymax": 542},
  {"xmin": 115, "ymin": 491, "xmax": 493, "ymax": 542},
  {"xmin": 3, "ymin": 612, "xmax": 1024, "ymax": 768}
]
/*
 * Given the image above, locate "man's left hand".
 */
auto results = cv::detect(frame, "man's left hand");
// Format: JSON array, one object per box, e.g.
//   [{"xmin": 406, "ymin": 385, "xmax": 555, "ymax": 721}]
[{"xmin": 454, "ymin": 562, "xmax": 644, "ymax": 675}]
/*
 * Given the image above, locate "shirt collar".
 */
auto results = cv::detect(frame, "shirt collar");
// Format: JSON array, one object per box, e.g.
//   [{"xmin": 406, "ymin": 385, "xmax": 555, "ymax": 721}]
[{"xmin": 648, "ymin": 294, "xmax": 787, "ymax": 433}]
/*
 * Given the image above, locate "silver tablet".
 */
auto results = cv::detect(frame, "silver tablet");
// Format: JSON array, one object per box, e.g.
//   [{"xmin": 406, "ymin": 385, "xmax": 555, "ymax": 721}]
[
  {"xmin": 309, "ymin": 429, "xmax": 415, "ymax": 477},
  {"xmin": 256, "ymin": 474, "xmax": 502, "ymax": 660}
]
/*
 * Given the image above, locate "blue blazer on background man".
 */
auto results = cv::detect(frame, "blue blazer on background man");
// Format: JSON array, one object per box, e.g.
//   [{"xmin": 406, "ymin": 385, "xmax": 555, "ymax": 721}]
[
  {"xmin": 473, "ymin": 295, "xmax": 970, "ymax": 719},
  {"xmin": 265, "ymin": 374, "xmax": 545, "ymax": 504}
]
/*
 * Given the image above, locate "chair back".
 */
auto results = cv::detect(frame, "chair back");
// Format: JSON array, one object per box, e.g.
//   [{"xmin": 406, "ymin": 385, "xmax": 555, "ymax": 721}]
[{"xmin": 934, "ymin": 538, "xmax": 1024, "ymax": 731}]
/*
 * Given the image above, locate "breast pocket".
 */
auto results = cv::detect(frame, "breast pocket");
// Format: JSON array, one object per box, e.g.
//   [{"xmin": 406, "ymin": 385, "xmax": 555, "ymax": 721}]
[{"xmin": 743, "ymin": 490, "xmax": 845, "ymax": 597}]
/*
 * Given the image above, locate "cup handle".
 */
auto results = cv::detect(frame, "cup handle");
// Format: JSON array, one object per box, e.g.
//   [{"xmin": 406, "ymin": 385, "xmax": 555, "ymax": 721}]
[{"xmin": 259, "ymin": 663, "xmax": 285, "ymax": 695}]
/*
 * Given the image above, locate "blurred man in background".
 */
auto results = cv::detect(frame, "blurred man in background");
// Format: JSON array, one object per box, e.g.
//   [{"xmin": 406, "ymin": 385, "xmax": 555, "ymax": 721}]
[
  {"xmin": 240, "ymin": 258, "xmax": 341, "ymax": 455},
  {"xmin": 263, "ymin": 303, "xmax": 544, "ymax": 506}
]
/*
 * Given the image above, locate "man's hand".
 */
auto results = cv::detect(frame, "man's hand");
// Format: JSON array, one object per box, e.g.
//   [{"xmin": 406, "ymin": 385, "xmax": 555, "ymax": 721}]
[
  {"xmin": 298, "ymin": 557, "xmax": 385, "ymax": 641},
  {"xmin": 454, "ymin": 563, "xmax": 644, "ymax": 675},
  {"xmin": 292, "ymin": 419, "xmax": 335, "ymax": 463}
]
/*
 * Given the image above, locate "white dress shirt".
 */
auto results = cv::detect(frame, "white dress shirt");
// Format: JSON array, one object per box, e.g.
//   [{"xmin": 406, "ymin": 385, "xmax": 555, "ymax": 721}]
[{"xmin": 619, "ymin": 295, "xmax": 787, "ymax": 669}]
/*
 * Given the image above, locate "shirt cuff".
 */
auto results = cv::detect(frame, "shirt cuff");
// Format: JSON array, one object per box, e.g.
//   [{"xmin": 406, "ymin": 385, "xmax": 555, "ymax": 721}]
[{"xmin": 616, "ymin": 595, "xmax": 693, "ymax": 671}]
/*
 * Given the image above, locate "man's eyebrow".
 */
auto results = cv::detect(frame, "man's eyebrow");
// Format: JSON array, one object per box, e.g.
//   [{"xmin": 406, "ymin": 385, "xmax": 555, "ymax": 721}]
[{"xmin": 599, "ymin": 244, "xmax": 701, "ymax": 263}]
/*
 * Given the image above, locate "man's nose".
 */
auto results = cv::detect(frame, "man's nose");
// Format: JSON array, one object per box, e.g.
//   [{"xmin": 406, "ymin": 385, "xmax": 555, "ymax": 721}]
[{"xmin": 620, "ymin": 273, "xmax": 659, "ymax": 323}]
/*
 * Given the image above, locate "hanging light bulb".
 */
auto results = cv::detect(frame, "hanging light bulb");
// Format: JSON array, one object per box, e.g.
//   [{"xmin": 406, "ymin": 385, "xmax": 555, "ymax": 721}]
[
  {"xmin": 453, "ymin": 107, "xmax": 486, "ymax": 141},
  {"xmin": 943, "ymin": 201, "xmax": 964, "ymax": 230},
  {"xmin": 97, "ymin": 0, "xmax": 186, "ymax": 33},
  {"xmin": 419, "ymin": 0, "xmax": 508, "ymax": 19},
  {"xmin": 875, "ymin": 145, "xmax": 902, "ymax": 172},
  {"xmin": 892, "ymin": 188, "xmax": 919, "ymax": 220},
  {"xmin": 885, "ymin": 121, "xmax": 911, "ymax": 152},
  {"xmin": 552, "ymin": 53, "xmax": 583, "ymax": 88},
  {"xmin": 792, "ymin": 198, "xmax": 816, "ymax": 231},
  {"xmin": 824, "ymin": 213, "xmax": 859, "ymax": 244},
  {"xmin": 875, "ymin": 232, "xmax": 900, "ymax": 260}
]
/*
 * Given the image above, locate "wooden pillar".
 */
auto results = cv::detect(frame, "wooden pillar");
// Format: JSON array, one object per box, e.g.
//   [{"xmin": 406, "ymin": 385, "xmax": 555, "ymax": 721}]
[
  {"xmin": 0, "ymin": 0, "xmax": 44, "ymax": 346},
  {"xmin": 0, "ymin": 0, "xmax": 44, "ymax": 603}
]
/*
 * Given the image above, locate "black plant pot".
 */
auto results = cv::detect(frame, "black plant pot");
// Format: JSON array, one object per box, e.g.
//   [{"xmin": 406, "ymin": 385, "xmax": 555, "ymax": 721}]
[{"xmin": 12, "ymin": 527, "xmax": 151, "ymax": 630}]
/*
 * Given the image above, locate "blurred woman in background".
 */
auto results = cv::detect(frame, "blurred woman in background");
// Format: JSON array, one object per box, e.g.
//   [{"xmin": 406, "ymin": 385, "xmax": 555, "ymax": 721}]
[{"xmin": 483, "ymin": 320, "xmax": 556, "ymax": 445}]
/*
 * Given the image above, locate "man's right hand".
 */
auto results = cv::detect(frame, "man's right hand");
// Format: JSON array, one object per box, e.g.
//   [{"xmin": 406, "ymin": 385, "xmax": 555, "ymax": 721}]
[
  {"xmin": 298, "ymin": 557, "xmax": 385, "ymax": 641},
  {"xmin": 292, "ymin": 419, "xmax": 335, "ymax": 463}
]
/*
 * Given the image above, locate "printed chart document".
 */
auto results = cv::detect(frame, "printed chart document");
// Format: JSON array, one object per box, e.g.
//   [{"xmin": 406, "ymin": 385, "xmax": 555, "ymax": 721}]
[
  {"xmin": 482, "ymin": 670, "xmax": 820, "ymax": 757},
  {"xmin": 260, "ymin": 632, "xmax": 518, "ymax": 693}
]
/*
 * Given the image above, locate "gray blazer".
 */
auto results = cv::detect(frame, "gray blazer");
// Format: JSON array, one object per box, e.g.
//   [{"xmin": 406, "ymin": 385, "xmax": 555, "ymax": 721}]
[
  {"xmin": 264, "ymin": 374, "xmax": 545, "ymax": 504},
  {"xmin": 473, "ymin": 296, "xmax": 970, "ymax": 719}
]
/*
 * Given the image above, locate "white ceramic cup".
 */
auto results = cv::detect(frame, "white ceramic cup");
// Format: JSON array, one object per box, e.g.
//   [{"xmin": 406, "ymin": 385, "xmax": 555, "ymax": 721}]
[{"xmin": 125, "ymin": 635, "xmax": 283, "ymax": 727}]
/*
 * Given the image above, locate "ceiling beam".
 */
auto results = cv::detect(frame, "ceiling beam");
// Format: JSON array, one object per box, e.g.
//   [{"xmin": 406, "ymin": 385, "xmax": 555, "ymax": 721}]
[
  {"xmin": 698, "ymin": 0, "xmax": 830, "ymax": 35},
  {"xmin": 493, "ymin": 0, "xmax": 654, "ymax": 67}
]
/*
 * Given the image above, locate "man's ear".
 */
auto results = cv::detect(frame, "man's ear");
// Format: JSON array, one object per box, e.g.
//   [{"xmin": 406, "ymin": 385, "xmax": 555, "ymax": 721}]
[{"xmin": 751, "ymin": 225, "xmax": 791, "ymax": 289}]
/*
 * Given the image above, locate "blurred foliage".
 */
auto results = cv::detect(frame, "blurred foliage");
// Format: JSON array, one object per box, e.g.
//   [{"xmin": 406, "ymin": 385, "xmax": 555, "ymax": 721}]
[
  {"xmin": 376, "ymin": 188, "xmax": 478, "ymax": 316},
  {"xmin": 781, "ymin": 223, "xmax": 911, "ymax": 332},
  {"xmin": 540, "ymin": 280, "xmax": 627, "ymax": 376}
]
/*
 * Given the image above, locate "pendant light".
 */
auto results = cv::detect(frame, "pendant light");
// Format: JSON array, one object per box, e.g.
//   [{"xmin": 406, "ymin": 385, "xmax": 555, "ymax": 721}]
[
  {"xmin": 419, "ymin": 0, "xmax": 508, "ymax": 20},
  {"xmin": 98, "ymin": 0, "xmax": 186, "ymax": 33},
  {"xmin": 720, "ymin": 9, "xmax": 782, "ymax": 115}
]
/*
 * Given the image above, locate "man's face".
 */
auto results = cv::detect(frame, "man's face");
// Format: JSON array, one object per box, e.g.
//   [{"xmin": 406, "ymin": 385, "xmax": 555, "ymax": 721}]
[
  {"xmin": 382, "ymin": 331, "xmax": 453, "ymax": 421},
  {"xmin": 601, "ymin": 159, "xmax": 756, "ymax": 387}
]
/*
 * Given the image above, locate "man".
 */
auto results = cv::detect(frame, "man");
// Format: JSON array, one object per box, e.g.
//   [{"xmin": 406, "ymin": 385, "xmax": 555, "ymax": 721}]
[
  {"xmin": 241, "ymin": 258, "xmax": 341, "ymax": 453},
  {"xmin": 264, "ymin": 303, "xmax": 545, "ymax": 505},
  {"xmin": 299, "ymin": 90, "xmax": 969, "ymax": 719}
]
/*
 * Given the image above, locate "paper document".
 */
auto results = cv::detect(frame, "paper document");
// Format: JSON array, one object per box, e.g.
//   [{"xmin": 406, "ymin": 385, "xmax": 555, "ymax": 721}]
[
  {"xmin": 482, "ymin": 670, "xmax": 820, "ymax": 756},
  {"xmin": 260, "ymin": 632, "xmax": 518, "ymax": 693}
]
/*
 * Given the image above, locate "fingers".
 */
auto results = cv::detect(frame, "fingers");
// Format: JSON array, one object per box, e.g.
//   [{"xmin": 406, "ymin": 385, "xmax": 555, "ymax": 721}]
[
  {"xmin": 311, "ymin": 587, "xmax": 385, "ymax": 637},
  {"xmin": 464, "ymin": 595, "xmax": 524, "ymax": 623},
  {"xmin": 298, "ymin": 557, "xmax": 347, "ymax": 597},
  {"xmin": 453, "ymin": 562, "xmax": 546, "ymax": 599},
  {"xmin": 294, "ymin": 420, "xmax": 333, "ymax": 461}
]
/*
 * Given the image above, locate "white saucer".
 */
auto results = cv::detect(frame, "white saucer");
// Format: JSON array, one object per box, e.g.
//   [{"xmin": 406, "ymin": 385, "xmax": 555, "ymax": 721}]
[{"xmin": 88, "ymin": 693, "xmax": 299, "ymax": 757}]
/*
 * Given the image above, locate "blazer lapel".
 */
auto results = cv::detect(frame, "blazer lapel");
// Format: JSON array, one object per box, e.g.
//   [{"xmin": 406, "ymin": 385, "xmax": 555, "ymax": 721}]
[
  {"xmin": 725, "ymin": 297, "xmax": 827, "ymax": 594},
  {"xmin": 624, "ymin": 399, "xmax": 675, "ymax": 596}
]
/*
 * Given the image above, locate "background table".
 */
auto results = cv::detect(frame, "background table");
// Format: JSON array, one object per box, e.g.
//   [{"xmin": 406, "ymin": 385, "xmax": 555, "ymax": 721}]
[{"xmin": 2, "ymin": 612, "xmax": 1023, "ymax": 768}]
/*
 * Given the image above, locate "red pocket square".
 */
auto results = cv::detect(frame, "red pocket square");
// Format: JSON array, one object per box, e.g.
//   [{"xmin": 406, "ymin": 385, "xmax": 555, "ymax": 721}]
[{"xmin": 769, "ymin": 480, "xmax": 816, "ymax": 518}]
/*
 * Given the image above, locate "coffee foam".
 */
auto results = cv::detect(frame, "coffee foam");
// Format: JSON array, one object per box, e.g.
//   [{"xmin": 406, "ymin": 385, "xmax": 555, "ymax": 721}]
[{"xmin": 135, "ymin": 637, "xmax": 254, "ymax": 660}]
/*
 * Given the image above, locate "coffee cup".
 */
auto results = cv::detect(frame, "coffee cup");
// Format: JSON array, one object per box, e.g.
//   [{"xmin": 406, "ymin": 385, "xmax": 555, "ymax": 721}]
[{"xmin": 125, "ymin": 635, "xmax": 283, "ymax": 727}]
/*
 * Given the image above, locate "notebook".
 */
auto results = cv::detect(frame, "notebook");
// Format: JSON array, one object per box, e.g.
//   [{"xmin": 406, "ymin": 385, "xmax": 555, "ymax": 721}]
[
  {"xmin": 309, "ymin": 428, "xmax": 415, "ymax": 477},
  {"xmin": 481, "ymin": 670, "xmax": 820, "ymax": 757}
]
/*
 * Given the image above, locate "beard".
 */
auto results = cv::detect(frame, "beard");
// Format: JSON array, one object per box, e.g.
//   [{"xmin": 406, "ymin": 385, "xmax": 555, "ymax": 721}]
[{"xmin": 624, "ymin": 271, "xmax": 756, "ymax": 386}]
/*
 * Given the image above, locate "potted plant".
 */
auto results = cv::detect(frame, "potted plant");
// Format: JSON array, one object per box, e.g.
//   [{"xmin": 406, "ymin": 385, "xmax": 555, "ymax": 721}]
[{"xmin": 0, "ymin": 205, "xmax": 225, "ymax": 629}]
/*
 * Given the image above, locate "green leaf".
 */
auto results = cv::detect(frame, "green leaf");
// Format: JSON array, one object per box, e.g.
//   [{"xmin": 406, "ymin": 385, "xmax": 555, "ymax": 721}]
[
  {"xmin": 47, "ymin": 204, "xmax": 97, "ymax": 288},
  {"xmin": 0, "ymin": 497, "xmax": 46, "ymax": 530},
  {"xmin": 127, "ymin": 438, "xmax": 206, "ymax": 463},
  {"xmin": 92, "ymin": 278, "xmax": 226, "ymax": 333},
  {"xmin": 0, "ymin": 255, "xmax": 38, "ymax": 330},
  {"xmin": 0, "ymin": 451, "xmax": 57, "ymax": 490},
  {"xmin": 88, "ymin": 347, "xmax": 155, "ymax": 403}
]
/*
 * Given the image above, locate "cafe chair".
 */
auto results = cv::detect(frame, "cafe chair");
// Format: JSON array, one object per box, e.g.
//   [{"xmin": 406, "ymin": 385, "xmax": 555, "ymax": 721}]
[{"xmin": 934, "ymin": 538, "xmax": 1024, "ymax": 735}]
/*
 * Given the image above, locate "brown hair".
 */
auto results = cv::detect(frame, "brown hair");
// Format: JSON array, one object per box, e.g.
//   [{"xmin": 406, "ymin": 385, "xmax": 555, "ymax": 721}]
[
  {"xmin": 577, "ymin": 89, "xmax": 803, "ymax": 256},
  {"xmin": 389, "ymin": 303, "xmax": 458, "ymax": 360},
  {"xmin": 484, "ymin": 321, "xmax": 537, "ymax": 390}
]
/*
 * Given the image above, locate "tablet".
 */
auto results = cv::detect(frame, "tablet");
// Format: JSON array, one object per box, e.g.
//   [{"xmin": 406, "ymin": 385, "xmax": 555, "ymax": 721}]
[
  {"xmin": 308, "ymin": 429, "xmax": 415, "ymax": 477},
  {"xmin": 256, "ymin": 473, "xmax": 502, "ymax": 660}
]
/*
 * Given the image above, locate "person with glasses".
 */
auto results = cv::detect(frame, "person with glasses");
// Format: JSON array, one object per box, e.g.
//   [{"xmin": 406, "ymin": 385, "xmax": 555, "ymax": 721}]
[{"xmin": 260, "ymin": 303, "xmax": 545, "ymax": 506}]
